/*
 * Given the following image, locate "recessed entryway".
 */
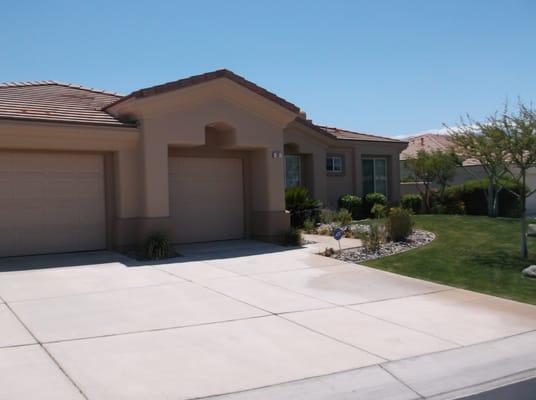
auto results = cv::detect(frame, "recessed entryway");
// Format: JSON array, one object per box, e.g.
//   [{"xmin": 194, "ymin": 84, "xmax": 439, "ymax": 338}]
[{"xmin": 168, "ymin": 156, "xmax": 244, "ymax": 243}]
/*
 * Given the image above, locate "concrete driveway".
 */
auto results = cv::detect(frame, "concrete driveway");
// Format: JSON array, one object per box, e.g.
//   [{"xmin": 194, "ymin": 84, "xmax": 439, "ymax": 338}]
[{"xmin": 1, "ymin": 240, "xmax": 536, "ymax": 400}]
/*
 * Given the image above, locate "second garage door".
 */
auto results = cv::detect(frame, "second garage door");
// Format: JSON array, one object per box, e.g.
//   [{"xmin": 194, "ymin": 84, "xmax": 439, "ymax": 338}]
[
  {"xmin": 0, "ymin": 151, "xmax": 107, "ymax": 257},
  {"xmin": 169, "ymin": 157, "xmax": 244, "ymax": 243}
]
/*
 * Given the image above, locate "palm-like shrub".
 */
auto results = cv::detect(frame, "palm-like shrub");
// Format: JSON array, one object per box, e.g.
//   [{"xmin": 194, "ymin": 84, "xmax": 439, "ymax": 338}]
[{"xmin": 285, "ymin": 186, "xmax": 320, "ymax": 227}]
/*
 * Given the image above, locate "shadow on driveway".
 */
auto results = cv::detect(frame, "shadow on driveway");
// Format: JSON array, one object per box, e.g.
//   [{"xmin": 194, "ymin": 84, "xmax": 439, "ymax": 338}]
[{"xmin": 0, "ymin": 240, "xmax": 303, "ymax": 272}]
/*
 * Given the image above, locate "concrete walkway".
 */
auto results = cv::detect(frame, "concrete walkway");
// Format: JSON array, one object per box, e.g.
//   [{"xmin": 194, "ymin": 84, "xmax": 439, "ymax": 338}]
[{"xmin": 0, "ymin": 240, "xmax": 535, "ymax": 399}]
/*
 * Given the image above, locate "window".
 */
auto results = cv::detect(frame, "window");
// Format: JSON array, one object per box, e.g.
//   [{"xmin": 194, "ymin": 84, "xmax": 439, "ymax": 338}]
[
  {"xmin": 362, "ymin": 158, "xmax": 388, "ymax": 196},
  {"xmin": 326, "ymin": 155, "xmax": 343, "ymax": 173},
  {"xmin": 284, "ymin": 155, "xmax": 301, "ymax": 188}
]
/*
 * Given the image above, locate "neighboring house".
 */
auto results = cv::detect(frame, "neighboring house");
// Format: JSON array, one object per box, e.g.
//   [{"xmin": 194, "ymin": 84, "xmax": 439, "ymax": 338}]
[
  {"xmin": 0, "ymin": 69, "xmax": 407, "ymax": 257},
  {"xmin": 400, "ymin": 133, "xmax": 536, "ymax": 215}
]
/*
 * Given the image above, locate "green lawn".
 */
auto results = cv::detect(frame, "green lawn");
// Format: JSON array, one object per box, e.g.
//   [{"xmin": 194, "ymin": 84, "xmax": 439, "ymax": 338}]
[{"xmin": 363, "ymin": 215, "xmax": 536, "ymax": 304}]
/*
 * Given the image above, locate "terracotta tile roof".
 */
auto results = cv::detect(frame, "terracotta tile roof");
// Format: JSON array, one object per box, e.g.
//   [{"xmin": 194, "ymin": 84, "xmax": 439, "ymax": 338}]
[
  {"xmin": 296, "ymin": 118, "xmax": 406, "ymax": 143},
  {"xmin": 0, "ymin": 81, "xmax": 134, "ymax": 127},
  {"xmin": 400, "ymin": 133, "xmax": 453, "ymax": 160},
  {"xmin": 400, "ymin": 133, "xmax": 481, "ymax": 166},
  {"xmin": 104, "ymin": 69, "xmax": 300, "ymax": 113}
]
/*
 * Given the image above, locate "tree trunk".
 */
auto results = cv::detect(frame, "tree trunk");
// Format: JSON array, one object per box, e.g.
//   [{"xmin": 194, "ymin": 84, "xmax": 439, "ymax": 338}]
[
  {"xmin": 520, "ymin": 172, "xmax": 528, "ymax": 259},
  {"xmin": 487, "ymin": 181, "xmax": 496, "ymax": 217}
]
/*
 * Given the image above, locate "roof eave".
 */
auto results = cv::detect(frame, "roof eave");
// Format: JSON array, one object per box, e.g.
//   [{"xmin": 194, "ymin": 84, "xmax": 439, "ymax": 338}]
[
  {"xmin": 103, "ymin": 69, "xmax": 300, "ymax": 114},
  {"xmin": 0, "ymin": 116, "xmax": 138, "ymax": 129}
]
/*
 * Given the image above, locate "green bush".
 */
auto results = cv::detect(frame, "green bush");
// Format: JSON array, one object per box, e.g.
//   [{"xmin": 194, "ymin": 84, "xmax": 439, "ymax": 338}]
[
  {"xmin": 364, "ymin": 192, "xmax": 388, "ymax": 217},
  {"xmin": 334, "ymin": 208, "xmax": 352, "ymax": 226},
  {"xmin": 443, "ymin": 177, "xmax": 522, "ymax": 217},
  {"xmin": 371, "ymin": 203, "xmax": 387, "ymax": 219},
  {"xmin": 386, "ymin": 207, "xmax": 414, "ymax": 242},
  {"xmin": 362, "ymin": 223, "xmax": 385, "ymax": 252},
  {"xmin": 303, "ymin": 219, "xmax": 316, "ymax": 233},
  {"xmin": 283, "ymin": 228, "xmax": 303, "ymax": 246},
  {"xmin": 401, "ymin": 194, "xmax": 422, "ymax": 214},
  {"xmin": 338, "ymin": 194, "xmax": 362, "ymax": 219},
  {"xmin": 144, "ymin": 233, "xmax": 172, "ymax": 260},
  {"xmin": 285, "ymin": 186, "xmax": 320, "ymax": 227}
]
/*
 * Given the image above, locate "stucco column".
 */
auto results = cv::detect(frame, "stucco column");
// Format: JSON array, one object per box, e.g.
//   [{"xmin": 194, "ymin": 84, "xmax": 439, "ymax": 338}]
[
  {"xmin": 250, "ymin": 148, "xmax": 290, "ymax": 240},
  {"xmin": 354, "ymin": 151, "xmax": 363, "ymax": 198},
  {"xmin": 390, "ymin": 153, "xmax": 401, "ymax": 203},
  {"xmin": 115, "ymin": 148, "xmax": 141, "ymax": 219},
  {"xmin": 311, "ymin": 150, "xmax": 327, "ymax": 205},
  {"xmin": 141, "ymin": 139, "xmax": 169, "ymax": 217}
]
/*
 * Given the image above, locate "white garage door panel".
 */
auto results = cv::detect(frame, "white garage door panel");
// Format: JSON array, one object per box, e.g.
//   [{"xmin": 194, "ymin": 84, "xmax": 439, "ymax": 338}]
[
  {"xmin": 0, "ymin": 152, "xmax": 106, "ymax": 257},
  {"xmin": 169, "ymin": 157, "xmax": 244, "ymax": 243}
]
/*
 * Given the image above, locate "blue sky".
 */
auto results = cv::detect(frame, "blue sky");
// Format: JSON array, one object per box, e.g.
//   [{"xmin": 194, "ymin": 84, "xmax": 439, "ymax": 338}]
[{"xmin": 1, "ymin": 0, "xmax": 535, "ymax": 137}]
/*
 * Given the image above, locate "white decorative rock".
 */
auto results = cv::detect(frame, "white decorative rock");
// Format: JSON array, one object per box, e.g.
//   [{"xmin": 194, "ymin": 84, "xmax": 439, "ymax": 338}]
[
  {"xmin": 528, "ymin": 224, "xmax": 536, "ymax": 237},
  {"xmin": 522, "ymin": 265, "xmax": 536, "ymax": 279}
]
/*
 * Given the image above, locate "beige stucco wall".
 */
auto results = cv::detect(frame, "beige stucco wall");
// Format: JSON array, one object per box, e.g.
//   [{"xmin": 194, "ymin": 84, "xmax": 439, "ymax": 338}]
[{"xmin": 284, "ymin": 121, "xmax": 406, "ymax": 208}]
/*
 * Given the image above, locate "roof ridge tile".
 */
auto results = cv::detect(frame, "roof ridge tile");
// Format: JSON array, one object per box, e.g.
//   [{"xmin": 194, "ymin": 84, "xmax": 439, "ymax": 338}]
[{"xmin": 0, "ymin": 80, "xmax": 123, "ymax": 97}]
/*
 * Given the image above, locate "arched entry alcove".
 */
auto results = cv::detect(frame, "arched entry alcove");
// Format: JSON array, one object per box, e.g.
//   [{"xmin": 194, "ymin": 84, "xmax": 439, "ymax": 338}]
[{"xmin": 204, "ymin": 121, "xmax": 237, "ymax": 147}]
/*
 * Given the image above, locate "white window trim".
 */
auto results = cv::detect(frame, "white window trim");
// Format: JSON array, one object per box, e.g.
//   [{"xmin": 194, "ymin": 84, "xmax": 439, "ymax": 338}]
[
  {"xmin": 326, "ymin": 154, "xmax": 344, "ymax": 174},
  {"xmin": 363, "ymin": 157, "xmax": 388, "ymax": 196}
]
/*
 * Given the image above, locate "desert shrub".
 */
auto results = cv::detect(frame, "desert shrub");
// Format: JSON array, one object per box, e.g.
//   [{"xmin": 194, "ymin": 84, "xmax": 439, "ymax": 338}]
[
  {"xmin": 319, "ymin": 208, "xmax": 336, "ymax": 224},
  {"xmin": 401, "ymin": 194, "xmax": 422, "ymax": 214},
  {"xmin": 317, "ymin": 225, "xmax": 331, "ymax": 236},
  {"xmin": 443, "ymin": 177, "xmax": 522, "ymax": 217},
  {"xmin": 338, "ymin": 194, "xmax": 362, "ymax": 219},
  {"xmin": 303, "ymin": 219, "xmax": 316, "ymax": 233},
  {"xmin": 282, "ymin": 228, "xmax": 303, "ymax": 246},
  {"xmin": 285, "ymin": 186, "xmax": 320, "ymax": 227},
  {"xmin": 364, "ymin": 192, "xmax": 388, "ymax": 217},
  {"xmin": 334, "ymin": 208, "xmax": 352, "ymax": 226},
  {"xmin": 362, "ymin": 223, "xmax": 385, "ymax": 252},
  {"xmin": 322, "ymin": 247, "xmax": 336, "ymax": 257},
  {"xmin": 441, "ymin": 200, "xmax": 466, "ymax": 215},
  {"xmin": 371, "ymin": 203, "xmax": 387, "ymax": 219},
  {"xmin": 386, "ymin": 207, "xmax": 413, "ymax": 242},
  {"xmin": 144, "ymin": 233, "xmax": 172, "ymax": 260}
]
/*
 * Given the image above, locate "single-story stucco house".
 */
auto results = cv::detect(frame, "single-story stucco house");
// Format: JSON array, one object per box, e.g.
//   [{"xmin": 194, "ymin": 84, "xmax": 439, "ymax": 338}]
[{"xmin": 0, "ymin": 69, "xmax": 407, "ymax": 257}]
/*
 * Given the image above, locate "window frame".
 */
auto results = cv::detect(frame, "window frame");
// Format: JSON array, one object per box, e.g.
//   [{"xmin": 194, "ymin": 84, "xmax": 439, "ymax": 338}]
[
  {"xmin": 326, "ymin": 154, "xmax": 345, "ymax": 175},
  {"xmin": 284, "ymin": 154, "xmax": 301, "ymax": 188},
  {"xmin": 362, "ymin": 157, "xmax": 389, "ymax": 197}
]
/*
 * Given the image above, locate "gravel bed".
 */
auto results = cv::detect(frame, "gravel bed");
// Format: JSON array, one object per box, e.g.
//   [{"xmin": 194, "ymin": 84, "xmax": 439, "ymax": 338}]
[{"xmin": 333, "ymin": 229, "xmax": 435, "ymax": 263}]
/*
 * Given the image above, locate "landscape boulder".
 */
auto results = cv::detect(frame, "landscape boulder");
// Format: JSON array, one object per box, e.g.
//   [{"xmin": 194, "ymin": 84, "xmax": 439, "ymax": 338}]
[
  {"xmin": 528, "ymin": 224, "xmax": 536, "ymax": 237},
  {"xmin": 522, "ymin": 265, "xmax": 536, "ymax": 279}
]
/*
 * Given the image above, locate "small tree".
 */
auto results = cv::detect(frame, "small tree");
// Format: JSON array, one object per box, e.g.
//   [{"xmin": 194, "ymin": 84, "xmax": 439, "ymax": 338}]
[
  {"xmin": 447, "ymin": 117, "xmax": 509, "ymax": 217},
  {"xmin": 405, "ymin": 149, "xmax": 458, "ymax": 211},
  {"xmin": 501, "ymin": 103, "xmax": 536, "ymax": 258}
]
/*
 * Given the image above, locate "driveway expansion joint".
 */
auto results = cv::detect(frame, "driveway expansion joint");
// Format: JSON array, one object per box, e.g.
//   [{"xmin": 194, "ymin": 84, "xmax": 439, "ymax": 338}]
[{"xmin": 1, "ymin": 296, "xmax": 89, "ymax": 400}]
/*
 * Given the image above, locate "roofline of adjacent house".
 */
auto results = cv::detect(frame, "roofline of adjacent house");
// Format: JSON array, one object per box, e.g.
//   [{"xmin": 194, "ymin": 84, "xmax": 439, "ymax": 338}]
[{"xmin": 102, "ymin": 69, "xmax": 301, "ymax": 114}]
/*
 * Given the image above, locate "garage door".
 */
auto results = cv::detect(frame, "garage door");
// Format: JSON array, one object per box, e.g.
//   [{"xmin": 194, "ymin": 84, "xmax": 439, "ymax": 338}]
[
  {"xmin": 0, "ymin": 152, "xmax": 106, "ymax": 257},
  {"xmin": 169, "ymin": 157, "xmax": 244, "ymax": 243}
]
